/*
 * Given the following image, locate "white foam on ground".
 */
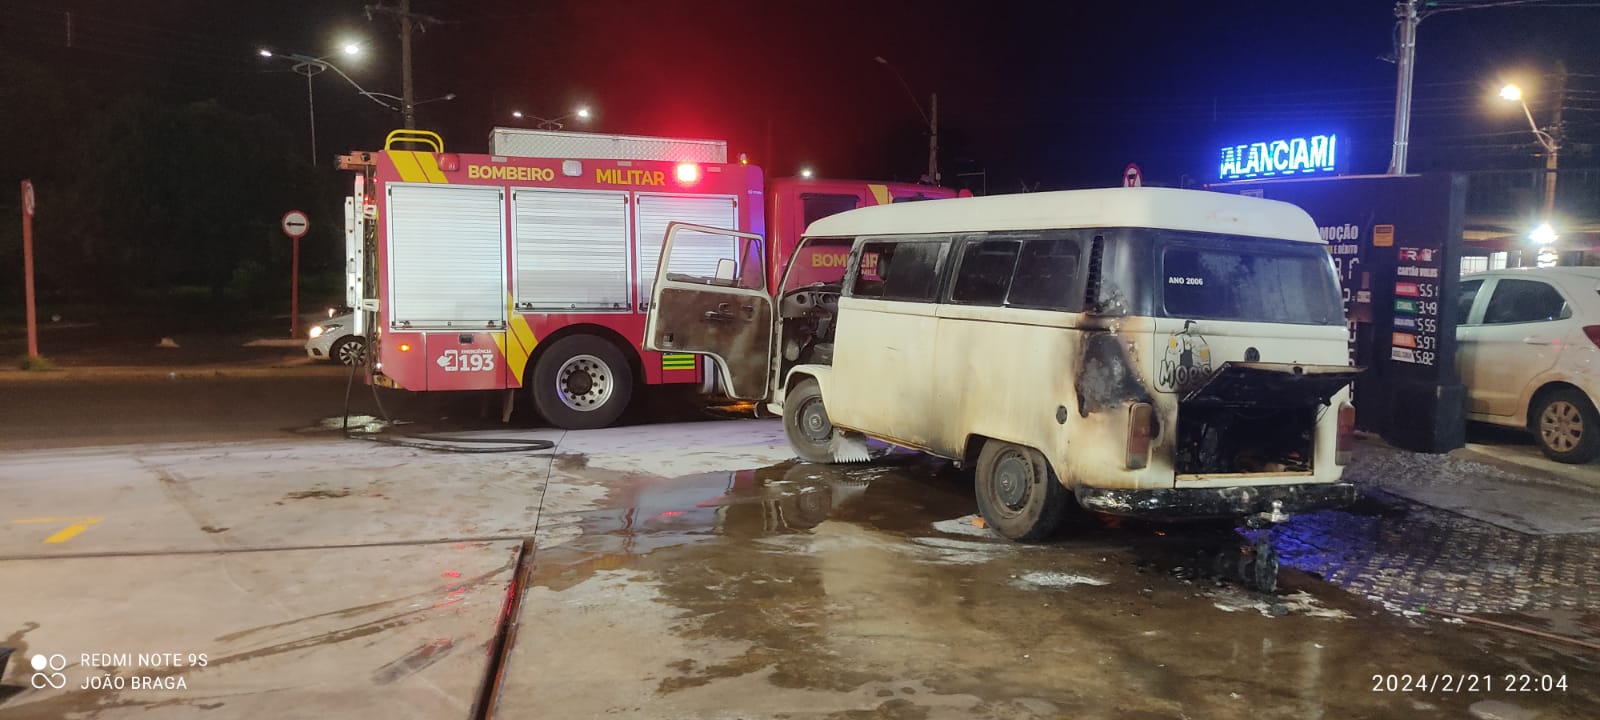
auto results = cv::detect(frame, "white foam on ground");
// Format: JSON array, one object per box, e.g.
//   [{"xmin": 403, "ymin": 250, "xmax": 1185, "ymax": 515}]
[
  {"xmin": 1015, "ymin": 571, "xmax": 1109, "ymax": 588},
  {"xmin": 1211, "ymin": 588, "xmax": 1352, "ymax": 619},
  {"xmin": 932, "ymin": 514, "xmax": 998, "ymax": 538}
]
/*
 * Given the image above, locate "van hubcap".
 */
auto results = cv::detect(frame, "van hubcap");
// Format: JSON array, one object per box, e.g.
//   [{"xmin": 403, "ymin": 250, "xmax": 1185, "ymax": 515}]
[
  {"xmin": 1541, "ymin": 400, "xmax": 1584, "ymax": 453},
  {"xmin": 993, "ymin": 450, "xmax": 1034, "ymax": 513},
  {"xmin": 556, "ymin": 354, "xmax": 613, "ymax": 412},
  {"xmin": 799, "ymin": 397, "xmax": 832, "ymax": 444}
]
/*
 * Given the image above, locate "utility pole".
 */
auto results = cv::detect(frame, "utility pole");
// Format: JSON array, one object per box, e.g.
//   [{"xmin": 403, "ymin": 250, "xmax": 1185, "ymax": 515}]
[
  {"xmin": 874, "ymin": 56, "xmax": 940, "ymax": 186},
  {"xmin": 367, "ymin": 0, "xmax": 444, "ymax": 129},
  {"xmin": 1388, "ymin": 0, "xmax": 1419, "ymax": 175},
  {"xmin": 400, "ymin": 0, "xmax": 414, "ymax": 128},
  {"xmin": 928, "ymin": 93, "xmax": 939, "ymax": 185},
  {"xmin": 1543, "ymin": 61, "xmax": 1566, "ymax": 219}
]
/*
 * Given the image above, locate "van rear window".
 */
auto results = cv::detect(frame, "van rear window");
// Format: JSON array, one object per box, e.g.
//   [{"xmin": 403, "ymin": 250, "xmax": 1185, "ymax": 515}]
[{"xmin": 1161, "ymin": 242, "xmax": 1342, "ymax": 325}]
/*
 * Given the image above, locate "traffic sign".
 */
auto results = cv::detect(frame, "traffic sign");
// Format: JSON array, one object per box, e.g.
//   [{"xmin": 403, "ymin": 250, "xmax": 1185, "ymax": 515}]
[
  {"xmin": 281, "ymin": 210, "xmax": 309, "ymax": 239},
  {"xmin": 21, "ymin": 180, "xmax": 35, "ymax": 217},
  {"xmin": 1123, "ymin": 163, "xmax": 1142, "ymax": 188}
]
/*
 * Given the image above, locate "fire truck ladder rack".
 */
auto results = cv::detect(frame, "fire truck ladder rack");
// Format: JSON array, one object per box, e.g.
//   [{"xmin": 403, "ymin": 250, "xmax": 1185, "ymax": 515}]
[{"xmin": 385, "ymin": 128, "xmax": 444, "ymax": 152}]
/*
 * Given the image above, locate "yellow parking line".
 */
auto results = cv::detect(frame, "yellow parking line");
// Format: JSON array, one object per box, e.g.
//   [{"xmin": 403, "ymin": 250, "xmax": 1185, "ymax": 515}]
[{"xmin": 12, "ymin": 516, "xmax": 104, "ymax": 543}]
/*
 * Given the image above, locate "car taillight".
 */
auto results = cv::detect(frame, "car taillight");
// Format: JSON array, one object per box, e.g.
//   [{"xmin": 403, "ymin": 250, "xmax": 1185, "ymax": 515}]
[
  {"xmin": 1336, "ymin": 402, "xmax": 1356, "ymax": 465},
  {"xmin": 1583, "ymin": 326, "xmax": 1600, "ymax": 349},
  {"xmin": 1126, "ymin": 402, "xmax": 1154, "ymax": 469}
]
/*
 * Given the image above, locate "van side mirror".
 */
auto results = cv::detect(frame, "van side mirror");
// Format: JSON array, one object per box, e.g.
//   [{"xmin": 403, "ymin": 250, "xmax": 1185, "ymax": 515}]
[{"xmin": 714, "ymin": 258, "xmax": 736, "ymax": 284}]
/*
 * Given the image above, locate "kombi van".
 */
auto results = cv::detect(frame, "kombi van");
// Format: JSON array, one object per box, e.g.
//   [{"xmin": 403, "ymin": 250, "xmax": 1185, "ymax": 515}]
[{"xmin": 644, "ymin": 188, "xmax": 1360, "ymax": 541}]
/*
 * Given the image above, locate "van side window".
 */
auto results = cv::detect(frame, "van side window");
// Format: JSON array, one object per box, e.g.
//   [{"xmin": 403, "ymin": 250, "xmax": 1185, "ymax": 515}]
[
  {"xmin": 1007, "ymin": 238, "xmax": 1081, "ymax": 311},
  {"xmin": 852, "ymin": 240, "xmax": 946, "ymax": 302},
  {"xmin": 951, "ymin": 240, "xmax": 1021, "ymax": 305}
]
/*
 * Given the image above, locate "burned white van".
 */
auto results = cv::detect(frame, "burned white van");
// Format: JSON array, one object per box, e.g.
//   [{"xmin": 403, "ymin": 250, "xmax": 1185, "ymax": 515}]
[{"xmin": 645, "ymin": 188, "xmax": 1359, "ymax": 541}]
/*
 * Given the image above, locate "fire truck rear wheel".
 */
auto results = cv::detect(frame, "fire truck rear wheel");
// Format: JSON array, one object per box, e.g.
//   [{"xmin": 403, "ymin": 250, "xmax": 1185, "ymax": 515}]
[{"xmin": 531, "ymin": 335, "xmax": 634, "ymax": 430}]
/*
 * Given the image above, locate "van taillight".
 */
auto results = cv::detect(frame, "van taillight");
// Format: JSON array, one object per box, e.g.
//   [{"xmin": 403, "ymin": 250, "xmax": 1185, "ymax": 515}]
[
  {"xmin": 1583, "ymin": 326, "xmax": 1600, "ymax": 349},
  {"xmin": 1126, "ymin": 402, "xmax": 1154, "ymax": 469},
  {"xmin": 1336, "ymin": 403, "xmax": 1356, "ymax": 465}
]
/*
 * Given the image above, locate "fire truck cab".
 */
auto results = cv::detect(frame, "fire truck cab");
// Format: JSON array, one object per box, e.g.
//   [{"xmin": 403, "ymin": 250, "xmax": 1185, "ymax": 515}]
[{"xmin": 342, "ymin": 129, "xmax": 957, "ymax": 429}]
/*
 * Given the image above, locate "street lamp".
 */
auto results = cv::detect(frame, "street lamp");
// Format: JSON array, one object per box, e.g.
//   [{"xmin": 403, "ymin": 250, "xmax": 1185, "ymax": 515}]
[
  {"xmin": 258, "ymin": 42, "xmax": 399, "ymax": 163},
  {"xmin": 1530, "ymin": 222, "xmax": 1558, "ymax": 246},
  {"xmin": 1499, "ymin": 82, "xmax": 1561, "ymax": 221},
  {"xmin": 510, "ymin": 107, "xmax": 593, "ymax": 130},
  {"xmin": 874, "ymin": 56, "xmax": 938, "ymax": 185}
]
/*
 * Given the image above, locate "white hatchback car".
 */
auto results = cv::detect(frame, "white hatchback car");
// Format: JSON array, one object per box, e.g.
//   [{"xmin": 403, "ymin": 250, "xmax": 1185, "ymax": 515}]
[
  {"xmin": 1457, "ymin": 267, "xmax": 1600, "ymax": 463},
  {"xmin": 304, "ymin": 312, "xmax": 366, "ymax": 366}
]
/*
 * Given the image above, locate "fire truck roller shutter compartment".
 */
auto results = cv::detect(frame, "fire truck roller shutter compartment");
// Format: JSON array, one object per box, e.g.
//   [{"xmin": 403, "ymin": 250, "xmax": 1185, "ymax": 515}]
[
  {"xmin": 634, "ymin": 194, "xmax": 739, "ymax": 311},
  {"xmin": 388, "ymin": 184, "xmax": 507, "ymax": 328},
  {"xmin": 513, "ymin": 188, "xmax": 631, "ymax": 312}
]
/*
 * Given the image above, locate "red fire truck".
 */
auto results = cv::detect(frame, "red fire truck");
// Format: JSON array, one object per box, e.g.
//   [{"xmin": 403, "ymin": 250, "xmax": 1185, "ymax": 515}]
[{"xmin": 340, "ymin": 128, "xmax": 959, "ymax": 429}]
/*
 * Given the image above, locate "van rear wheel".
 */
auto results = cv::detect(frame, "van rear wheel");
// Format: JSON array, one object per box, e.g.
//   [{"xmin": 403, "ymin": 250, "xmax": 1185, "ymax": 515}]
[
  {"xmin": 783, "ymin": 378, "xmax": 838, "ymax": 464},
  {"xmin": 974, "ymin": 440, "xmax": 1069, "ymax": 542}
]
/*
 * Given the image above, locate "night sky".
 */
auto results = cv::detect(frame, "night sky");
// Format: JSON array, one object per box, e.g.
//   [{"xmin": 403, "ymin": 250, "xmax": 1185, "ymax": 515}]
[{"xmin": 4, "ymin": 0, "xmax": 1599, "ymax": 192}]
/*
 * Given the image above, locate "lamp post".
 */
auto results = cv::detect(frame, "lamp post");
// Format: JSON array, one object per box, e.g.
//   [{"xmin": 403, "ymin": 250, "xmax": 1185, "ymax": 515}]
[
  {"xmin": 259, "ymin": 43, "xmax": 404, "ymax": 163},
  {"xmin": 510, "ymin": 107, "xmax": 592, "ymax": 131},
  {"xmin": 874, "ymin": 56, "xmax": 938, "ymax": 185},
  {"xmin": 1387, "ymin": 2, "xmax": 1564, "ymax": 175},
  {"xmin": 1499, "ymin": 83, "xmax": 1562, "ymax": 221}
]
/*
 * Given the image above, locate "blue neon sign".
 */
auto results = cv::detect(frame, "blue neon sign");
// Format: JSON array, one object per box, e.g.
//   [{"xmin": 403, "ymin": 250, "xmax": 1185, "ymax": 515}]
[{"xmin": 1218, "ymin": 134, "xmax": 1338, "ymax": 181}]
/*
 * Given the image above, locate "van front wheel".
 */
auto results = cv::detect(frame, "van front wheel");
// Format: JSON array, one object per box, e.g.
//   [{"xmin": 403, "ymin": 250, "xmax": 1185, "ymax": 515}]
[
  {"xmin": 975, "ymin": 441, "xmax": 1069, "ymax": 542},
  {"xmin": 783, "ymin": 379, "xmax": 837, "ymax": 464}
]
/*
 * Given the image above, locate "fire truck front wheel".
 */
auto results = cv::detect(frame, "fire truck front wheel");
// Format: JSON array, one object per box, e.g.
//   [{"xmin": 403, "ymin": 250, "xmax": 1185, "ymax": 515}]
[{"xmin": 530, "ymin": 335, "xmax": 634, "ymax": 429}]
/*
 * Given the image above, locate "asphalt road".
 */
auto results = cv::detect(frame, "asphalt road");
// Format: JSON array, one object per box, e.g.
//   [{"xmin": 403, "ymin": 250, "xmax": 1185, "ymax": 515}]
[
  {"xmin": 0, "ymin": 375, "xmax": 387, "ymax": 449},
  {"xmin": 0, "ymin": 374, "xmax": 720, "ymax": 450}
]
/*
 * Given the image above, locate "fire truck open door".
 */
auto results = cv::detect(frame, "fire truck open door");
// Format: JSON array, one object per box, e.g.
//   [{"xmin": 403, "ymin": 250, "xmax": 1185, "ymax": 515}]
[{"xmin": 644, "ymin": 222, "xmax": 773, "ymax": 400}]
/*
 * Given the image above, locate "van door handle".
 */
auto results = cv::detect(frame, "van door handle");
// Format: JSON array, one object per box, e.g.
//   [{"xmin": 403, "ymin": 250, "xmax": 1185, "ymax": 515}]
[
  {"xmin": 1522, "ymin": 336, "xmax": 1552, "ymax": 345},
  {"xmin": 704, "ymin": 303, "xmax": 734, "ymax": 322}
]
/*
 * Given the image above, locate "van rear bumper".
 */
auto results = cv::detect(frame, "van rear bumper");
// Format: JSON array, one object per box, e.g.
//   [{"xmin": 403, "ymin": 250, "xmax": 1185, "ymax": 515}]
[{"xmin": 1074, "ymin": 482, "xmax": 1359, "ymax": 520}]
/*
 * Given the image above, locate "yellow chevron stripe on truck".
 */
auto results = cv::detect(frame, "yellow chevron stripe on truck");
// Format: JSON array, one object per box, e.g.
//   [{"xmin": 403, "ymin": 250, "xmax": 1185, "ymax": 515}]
[
  {"xmin": 388, "ymin": 151, "xmax": 450, "ymax": 184},
  {"xmin": 491, "ymin": 295, "xmax": 539, "ymax": 384},
  {"xmin": 867, "ymin": 184, "xmax": 891, "ymax": 205}
]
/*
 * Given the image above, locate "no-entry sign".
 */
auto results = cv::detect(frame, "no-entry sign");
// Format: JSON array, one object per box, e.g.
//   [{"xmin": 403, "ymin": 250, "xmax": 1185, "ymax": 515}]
[{"xmin": 281, "ymin": 210, "xmax": 309, "ymax": 239}]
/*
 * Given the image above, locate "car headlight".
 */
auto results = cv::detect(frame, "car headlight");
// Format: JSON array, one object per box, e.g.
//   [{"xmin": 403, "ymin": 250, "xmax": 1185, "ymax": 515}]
[{"xmin": 310, "ymin": 323, "xmax": 341, "ymax": 339}]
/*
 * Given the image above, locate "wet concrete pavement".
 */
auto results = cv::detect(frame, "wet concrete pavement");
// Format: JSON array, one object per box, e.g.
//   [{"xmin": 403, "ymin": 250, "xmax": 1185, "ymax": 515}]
[{"xmin": 0, "ymin": 409, "xmax": 1596, "ymax": 718}]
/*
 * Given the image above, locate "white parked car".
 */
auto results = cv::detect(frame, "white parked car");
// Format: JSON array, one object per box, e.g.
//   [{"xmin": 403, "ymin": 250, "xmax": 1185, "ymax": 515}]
[
  {"xmin": 1457, "ymin": 267, "xmax": 1600, "ymax": 463},
  {"xmin": 305, "ymin": 312, "xmax": 366, "ymax": 366}
]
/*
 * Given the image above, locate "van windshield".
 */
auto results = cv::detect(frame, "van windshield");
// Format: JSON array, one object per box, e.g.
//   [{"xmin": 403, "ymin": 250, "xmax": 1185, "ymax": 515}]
[
  {"xmin": 1158, "ymin": 233, "xmax": 1343, "ymax": 326},
  {"xmin": 782, "ymin": 238, "xmax": 855, "ymax": 292}
]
